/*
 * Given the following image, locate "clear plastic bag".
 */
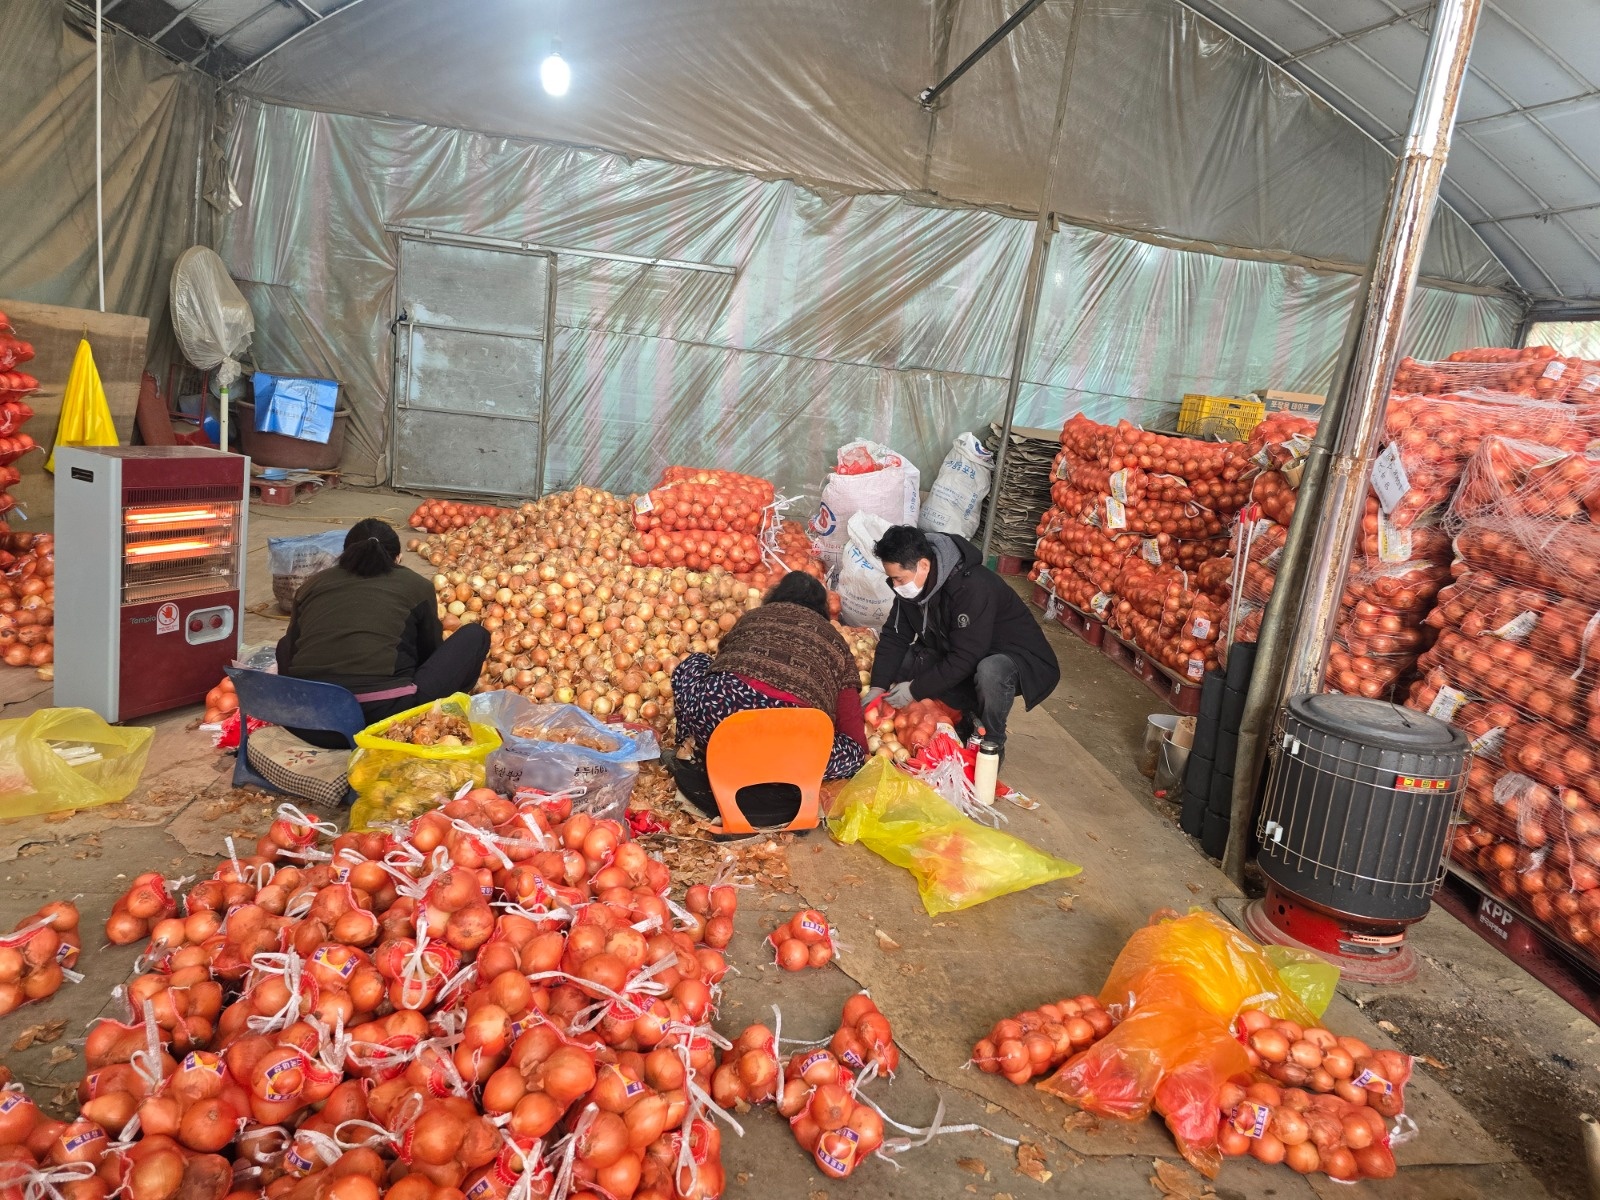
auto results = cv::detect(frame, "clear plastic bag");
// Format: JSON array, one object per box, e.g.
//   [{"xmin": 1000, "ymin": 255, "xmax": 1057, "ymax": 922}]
[
  {"xmin": 825, "ymin": 756, "xmax": 1079, "ymax": 914},
  {"xmin": 347, "ymin": 694, "xmax": 500, "ymax": 829},
  {"xmin": 0, "ymin": 707, "xmax": 154, "ymax": 818},
  {"xmin": 472, "ymin": 695, "xmax": 658, "ymax": 820},
  {"xmin": 267, "ymin": 529, "xmax": 347, "ymax": 613}
]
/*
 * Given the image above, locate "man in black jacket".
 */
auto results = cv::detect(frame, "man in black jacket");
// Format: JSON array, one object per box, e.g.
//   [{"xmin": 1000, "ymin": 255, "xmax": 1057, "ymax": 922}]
[{"xmin": 865, "ymin": 525, "xmax": 1060, "ymax": 753}]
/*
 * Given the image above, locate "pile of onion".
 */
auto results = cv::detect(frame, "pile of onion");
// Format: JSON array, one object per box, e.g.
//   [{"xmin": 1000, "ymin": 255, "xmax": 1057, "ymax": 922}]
[
  {"xmin": 774, "ymin": 1045, "xmax": 884, "ymax": 1178},
  {"xmin": 203, "ymin": 676, "xmax": 239, "ymax": 726},
  {"xmin": 863, "ymin": 697, "xmax": 961, "ymax": 761},
  {"xmin": 0, "ymin": 900, "xmax": 79, "ymax": 1015},
  {"xmin": 1237, "ymin": 1009, "xmax": 1411, "ymax": 1117},
  {"xmin": 0, "ymin": 531, "xmax": 54, "ymax": 672},
  {"xmin": 971, "ymin": 993, "xmax": 1115, "ymax": 1085},
  {"xmin": 407, "ymin": 499, "xmax": 505, "ymax": 534},
  {"xmin": 767, "ymin": 909, "xmax": 836, "ymax": 971},
  {"xmin": 1217, "ymin": 1079, "xmax": 1397, "ymax": 1180}
]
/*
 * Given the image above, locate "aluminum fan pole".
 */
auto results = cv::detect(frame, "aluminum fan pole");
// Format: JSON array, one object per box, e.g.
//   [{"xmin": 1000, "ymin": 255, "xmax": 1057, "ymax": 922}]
[{"xmin": 1223, "ymin": 0, "xmax": 1484, "ymax": 882}]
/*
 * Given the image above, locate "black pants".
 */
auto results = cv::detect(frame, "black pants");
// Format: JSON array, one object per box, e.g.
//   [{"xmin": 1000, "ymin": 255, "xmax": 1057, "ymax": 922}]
[
  {"xmin": 277, "ymin": 625, "xmax": 491, "ymax": 747},
  {"xmin": 894, "ymin": 649, "xmax": 1021, "ymax": 749}
]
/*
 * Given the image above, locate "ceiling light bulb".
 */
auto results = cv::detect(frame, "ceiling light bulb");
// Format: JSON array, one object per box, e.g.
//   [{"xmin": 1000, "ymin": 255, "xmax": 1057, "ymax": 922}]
[{"xmin": 540, "ymin": 51, "xmax": 570, "ymax": 97}]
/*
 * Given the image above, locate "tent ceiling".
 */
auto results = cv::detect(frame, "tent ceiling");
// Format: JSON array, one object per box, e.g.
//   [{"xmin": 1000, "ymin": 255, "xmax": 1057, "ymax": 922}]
[
  {"xmin": 1184, "ymin": 0, "xmax": 1600, "ymax": 304},
  {"xmin": 78, "ymin": 0, "xmax": 1600, "ymax": 305}
]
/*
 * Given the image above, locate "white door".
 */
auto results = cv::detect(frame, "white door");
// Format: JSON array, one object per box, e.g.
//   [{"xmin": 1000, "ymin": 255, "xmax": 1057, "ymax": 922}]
[{"xmin": 392, "ymin": 237, "xmax": 553, "ymax": 496}]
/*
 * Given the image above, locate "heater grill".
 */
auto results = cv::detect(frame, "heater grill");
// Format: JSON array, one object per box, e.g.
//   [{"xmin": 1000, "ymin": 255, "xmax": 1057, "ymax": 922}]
[{"xmin": 1257, "ymin": 694, "xmax": 1468, "ymax": 923}]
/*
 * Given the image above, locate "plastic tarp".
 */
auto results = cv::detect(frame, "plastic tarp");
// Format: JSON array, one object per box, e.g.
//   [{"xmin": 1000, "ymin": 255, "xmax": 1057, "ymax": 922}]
[
  {"xmin": 233, "ymin": 0, "xmax": 1511, "ymax": 292},
  {"xmin": 220, "ymin": 98, "xmax": 1517, "ymax": 491},
  {"xmin": 0, "ymin": 0, "xmax": 212, "ymax": 366}
]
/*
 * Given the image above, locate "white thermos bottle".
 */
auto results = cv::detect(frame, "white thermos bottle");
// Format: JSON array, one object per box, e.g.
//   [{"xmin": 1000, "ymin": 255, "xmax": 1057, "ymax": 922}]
[{"xmin": 974, "ymin": 739, "xmax": 1001, "ymax": 807}]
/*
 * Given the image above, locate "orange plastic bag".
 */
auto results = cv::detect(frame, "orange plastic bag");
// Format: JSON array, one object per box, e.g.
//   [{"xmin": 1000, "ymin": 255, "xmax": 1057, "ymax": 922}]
[{"xmin": 1039, "ymin": 910, "xmax": 1333, "ymax": 1178}]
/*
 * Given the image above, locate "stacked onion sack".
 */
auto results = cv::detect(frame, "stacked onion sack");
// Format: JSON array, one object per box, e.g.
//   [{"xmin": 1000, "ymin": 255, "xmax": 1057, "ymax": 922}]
[
  {"xmin": 1394, "ymin": 345, "xmax": 1600, "ymax": 405},
  {"xmin": 0, "ymin": 312, "xmax": 39, "ymax": 520},
  {"xmin": 0, "ymin": 791, "xmax": 801, "ymax": 1200},
  {"xmin": 0, "ymin": 532, "xmax": 54, "ymax": 672},
  {"xmin": 1028, "ymin": 415, "xmax": 1246, "ymax": 681},
  {"xmin": 1407, "ymin": 434, "xmax": 1600, "ymax": 965}
]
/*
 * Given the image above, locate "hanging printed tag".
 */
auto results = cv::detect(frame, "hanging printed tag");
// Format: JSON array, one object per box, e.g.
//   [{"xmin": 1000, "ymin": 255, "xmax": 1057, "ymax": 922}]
[
  {"xmin": 1542, "ymin": 359, "xmax": 1568, "ymax": 381},
  {"xmin": 1583, "ymin": 372, "xmax": 1600, "ymax": 393},
  {"xmin": 1109, "ymin": 469, "xmax": 1130, "ymax": 505},
  {"xmin": 1090, "ymin": 592, "xmax": 1114, "ymax": 620},
  {"xmin": 1470, "ymin": 727, "xmax": 1506, "ymax": 757},
  {"xmin": 1141, "ymin": 536, "xmax": 1162, "ymax": 566},
  {"xmin": 633, "ymin": 493, "xmax": 654, "ymax": 515},
  {"xmin": 1186, "ymin": 657, "xmax": 1205, "ymax": 680},
  {"xmin": 1427, "ymin": 685, "xmax": 1468, "ymax": 722},
  {"xmin": 1104, "ymin": 496, "xmax": 1127, "ymax": 530},
  {"xmin": 1189, "ymin": 615, "xmax": 1212, "ymax": 640},
  {"xmin": 1376, "ymin": 511, "xmax": 1412, "ymax": 563},
  {"xmin": 1491, "ymin": 611, "xmax": 1538, "ymax": 642},
  {"xmin": 1370, "ymin": 443, "xmax": 1411, "ymax": 514}
]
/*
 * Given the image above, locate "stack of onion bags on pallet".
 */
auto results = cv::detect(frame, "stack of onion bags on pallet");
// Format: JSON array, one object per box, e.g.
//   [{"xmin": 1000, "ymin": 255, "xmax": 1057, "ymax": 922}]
[
  {"xmin": 1408, "ymin": 434, "xmax": 1600, "ymax": 964},
  {"xmin": 1029, "ymin": 415, "xmax": 1244, "ymax": 680},
  {"xmin": 0, "ymin": 790, "xmax": 944, "ymax": 1200}
]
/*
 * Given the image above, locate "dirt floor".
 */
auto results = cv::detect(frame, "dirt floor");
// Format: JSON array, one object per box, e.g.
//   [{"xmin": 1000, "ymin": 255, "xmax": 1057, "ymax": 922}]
[{"xmin": 0, "ymin": 483, "xmax": 1594, "ymax": 1200}]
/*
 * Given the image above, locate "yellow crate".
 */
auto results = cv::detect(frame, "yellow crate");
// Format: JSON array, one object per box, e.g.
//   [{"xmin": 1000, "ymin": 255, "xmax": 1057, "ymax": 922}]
[{"xmin": 1177, "ymin": 394, "xmax": 1265, "ymax": 442}]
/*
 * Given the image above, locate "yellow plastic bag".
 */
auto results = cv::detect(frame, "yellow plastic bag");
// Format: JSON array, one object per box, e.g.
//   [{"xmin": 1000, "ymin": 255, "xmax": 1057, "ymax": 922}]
[
  {"xmin": 0, "ymin": 707, "xmax": 154, "ymax": 818},
  {"xmin": 347, "ymin": 694, "xmax": 501, "ymax": 830},
  {"xmin": 1040, "ymin": 910, "xmax": 1337, "ymax": 1179},
  {"xmin": 45, "ymin": 339, "xmax": 119, "ymax": 472},
  {"xmin": 826, "ymin": 756, "xmax": 1080, "ymax": 915},
  {"xmin": 1097, "ymin": 909, "xmax": 1325, "ymax": 1029}
]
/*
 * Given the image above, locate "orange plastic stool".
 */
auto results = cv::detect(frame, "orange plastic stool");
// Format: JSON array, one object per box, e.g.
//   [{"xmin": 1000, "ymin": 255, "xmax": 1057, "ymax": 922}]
[{"xmin": 704, "ymin": 707, "xmax": 833, "ymax": 834}]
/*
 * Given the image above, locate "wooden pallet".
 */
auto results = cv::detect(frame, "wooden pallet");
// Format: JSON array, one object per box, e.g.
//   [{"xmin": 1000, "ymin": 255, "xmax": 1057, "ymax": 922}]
[
  {"xmin": 1099, "ymin": 629, "xmax": 1203, "ymax": 715},
  {"xmin": 250, "ymin": 474, "xmax": 336, "ymax": 506}
]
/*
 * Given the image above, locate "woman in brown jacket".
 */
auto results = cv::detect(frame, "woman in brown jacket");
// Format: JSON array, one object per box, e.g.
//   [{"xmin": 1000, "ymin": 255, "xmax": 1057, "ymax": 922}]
[{"xmin": 671, "ymin": 572, "xmax": 867, "ymax": 787}]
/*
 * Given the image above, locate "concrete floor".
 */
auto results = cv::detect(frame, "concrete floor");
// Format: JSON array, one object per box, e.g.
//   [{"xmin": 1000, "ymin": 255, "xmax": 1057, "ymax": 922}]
[{"xmin": 0, "ymin": 484, "xmax": 1589, "ymax": 1199}]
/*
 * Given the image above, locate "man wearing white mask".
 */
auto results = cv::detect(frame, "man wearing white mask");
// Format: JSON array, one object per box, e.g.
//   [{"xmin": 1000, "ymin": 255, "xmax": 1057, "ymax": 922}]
[{"xmin": 863, "ymin": 525, "xmax": 1060, "ymax": 757}]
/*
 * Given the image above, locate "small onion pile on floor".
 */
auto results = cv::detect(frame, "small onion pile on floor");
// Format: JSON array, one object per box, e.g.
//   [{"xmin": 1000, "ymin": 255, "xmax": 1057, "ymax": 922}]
[{"xmin": 2, "ymin": 785, "xmax": 925, "ymax": 1200}]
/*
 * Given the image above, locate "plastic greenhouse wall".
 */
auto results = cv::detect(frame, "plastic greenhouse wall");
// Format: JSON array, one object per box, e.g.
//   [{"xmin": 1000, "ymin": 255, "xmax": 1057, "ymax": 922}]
[{"xmin": 220, "ymin": 100, "xmax": 1518, "ymax": 494}]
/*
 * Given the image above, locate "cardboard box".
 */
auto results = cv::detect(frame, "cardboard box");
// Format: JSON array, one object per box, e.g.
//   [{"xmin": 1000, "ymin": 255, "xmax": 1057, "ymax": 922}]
[{"xmin": 1254, "ymin": 388, "xmax": 1326, "ymax": 416}]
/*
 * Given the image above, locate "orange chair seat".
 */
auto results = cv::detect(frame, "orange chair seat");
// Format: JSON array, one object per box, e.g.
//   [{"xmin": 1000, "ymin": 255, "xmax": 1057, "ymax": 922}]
[{"xmin": 703, "ymin": 707, "xmax": 833, "ymax": 834}]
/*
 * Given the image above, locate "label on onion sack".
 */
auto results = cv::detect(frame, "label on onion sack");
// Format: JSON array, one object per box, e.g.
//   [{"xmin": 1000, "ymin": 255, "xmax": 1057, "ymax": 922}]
[
  {"xmin": 799, "ymin": 1050, "xmax": 833, "ymax": 1076},
  {"xmin": 1584, "ymin": 372, "xmax": 1600, "ymax": 393},
  {"xmin": 1104, "ymin": 496, "xmax": 1127, "ymax": 530},
  {"xmin": 1376, "ymin": 512, "xmax": 1412, "ymax": 564},
  {"xmin": 285, "ymin": 1146, "xmax": 315, "ymax": 1174},
  {"xmin": 0, "ymin": 1094, "xmax": 24, "ymax": 1116},
  {"xmin": 1188, "ymin": 616, "xmax": 1211, "ymax": 640},
  {"xmin": 1141, "ymin": 537, "xmax": 1162, "ymax": 567},
  {"xmin": 633, "ymin": 493, "xmax": 654, "ymax": 514},
  {"xmin": 1233, "ymin": 1101, "xmax": 1270, "ymax": 1139},
  {"xmin": 1492, "ymin": 610, "xmax": 1538, "ymax": 641},
  {"xmin": 1427, "ymin": 685, "xmax": 1468, "ymax": 722},
  {"xmin": 63, "ymin": 1129, "xmax": 106, "ymax": 1154},
  {"xmin": 1542, "ymin": 359, "xmax": 1568, "ymax": 381},
  {"xmin": 1352, "ymin": 1067, "xmax": 1394, "ymax": 1094},
  {"xmin": 1370, "ymin": 443, "xmax": 1411, "ymax": 514},
  {"xmin": 1394, "ymin": 774, "xmax": 1451, "ymax": 793},
  {"xmin": 1470, "ymin": 727, "xmax": 1506, "ymax": 757},
  {"xmin": 1186, "ymin": 657, "xmax": 1205, "ymax": 680},
  {"xmin": 1090, "ymin": 592, "xmax": 1113, "ymax": 619},
  {"xmin": 1109, "ymin": 469, "xmax": 1130, "ymax": 505}
]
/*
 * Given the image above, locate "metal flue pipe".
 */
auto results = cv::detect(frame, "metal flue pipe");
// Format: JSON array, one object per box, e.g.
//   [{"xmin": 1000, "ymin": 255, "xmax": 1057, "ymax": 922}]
[{"xmin": 1223, "ymin": 0, "xmax": 1484, "ymax": 882}]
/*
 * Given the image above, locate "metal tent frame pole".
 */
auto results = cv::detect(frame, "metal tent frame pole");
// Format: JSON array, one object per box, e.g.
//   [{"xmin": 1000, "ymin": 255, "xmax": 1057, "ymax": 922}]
[
  {"xmin": 1223, "ymin": 0, "xmax": 1485, "ymax": 883},
  {"xmin": 981, "ymin": 0, "xmax": 1082, "ymax": 561}
]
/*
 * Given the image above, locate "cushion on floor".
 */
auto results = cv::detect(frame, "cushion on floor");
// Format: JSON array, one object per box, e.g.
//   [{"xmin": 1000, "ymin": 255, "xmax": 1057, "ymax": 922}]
[{"xmin": 245, "ymin": 726, "xmax": 351, "ymax": 808}]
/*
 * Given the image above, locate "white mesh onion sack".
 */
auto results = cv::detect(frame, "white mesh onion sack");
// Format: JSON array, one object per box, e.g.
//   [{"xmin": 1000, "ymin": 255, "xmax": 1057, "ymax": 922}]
[{"xmin": 919, "ymin": 432, "xmax": 994, "ymax": 539}]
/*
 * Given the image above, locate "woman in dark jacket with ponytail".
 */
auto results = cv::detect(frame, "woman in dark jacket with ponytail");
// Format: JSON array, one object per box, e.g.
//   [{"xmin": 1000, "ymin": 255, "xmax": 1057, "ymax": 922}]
[{"xmin": 277, "ymin": 518, "xmax": 490, "ymax": 724}]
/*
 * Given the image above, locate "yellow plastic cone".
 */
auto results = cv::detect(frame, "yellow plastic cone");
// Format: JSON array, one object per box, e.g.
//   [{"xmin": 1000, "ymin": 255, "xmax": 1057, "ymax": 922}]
[{"xmin": 46, "ymin": 338, "xmax": 119, "ymax": 472}]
